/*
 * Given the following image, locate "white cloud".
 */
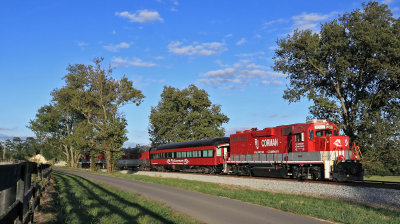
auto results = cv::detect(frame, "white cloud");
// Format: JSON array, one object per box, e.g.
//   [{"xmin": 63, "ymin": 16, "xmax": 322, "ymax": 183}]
[
  {"xmin": 203, "ymin": 68, "xmax": 236, "ymax": 77},
  {"xmin": 236, "ymin": 38, "xmax": 247, "ymax": 46},
  {"xmin": 292, "ymin": 12, "xmax": 337, "ymax": 31},
  {"xmin": 115, "ymin": 10, "xmax": 163, "ymax": 23},
  {"xmin": 263, "ymin": 18, "xmax": 288, "ymax": 28},
  {"xmin": 131, "ymin": 76, "xmax": 165, "ymax": 87},
  {"xmin": 112, "ymin": 57, "xmax": 157, "ymax": 67},
  {"xmin": 168, "ymin": 41, "xmax": 226, "ymax": 56},
  {"xmin": 235, "ymin": 51, "xmax": 265, "ymax": 57},
  {"xmin": 225, "ymin": 33, "xmax": 233, "ymax": 38},
  {"xmin": 77, "ymin": 41, "xmax": 87, "ymax": 47},
  {"xmin": 103, "ymin": 42, "xmax": 131, "ymax": 52},
  {"xmin": 154, "ymin": 56, "xmax": 165, "ymax": 60},
  {"xmin": 382, "ymin": 0, "xmax": 394, "ymax": 4},
  {"xmin": 198, "ymin": 60, "xmax": 285, "ymax": 89},
  {"xmin": 260, "ymin": 80, "xmax": 283, "ymax": 85}
]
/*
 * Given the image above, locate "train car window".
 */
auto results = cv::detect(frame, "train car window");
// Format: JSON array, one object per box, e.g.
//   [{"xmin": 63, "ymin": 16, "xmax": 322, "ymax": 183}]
[
  {"xmin": 309, "ymin": 130, "xmax": 314, "ymax": 140},
  {"xmin": 193, "ymin": 151, "xmax": 198, "ymax": 157},
  {"xmin": 167, "ymin": 153, "xmax": 171, "ymax": 158},
  {"xmin": 333, "ymin": 130, "xmax": 339, "ymax": 136},
  {"xmin": 316, "ymin": 130, "xmax": 323, "ymax": 137},
  {"xmin": 187, "ymin": 151, "xmax": 192, "ymax": 158},
  {"xmin": 325, "ymin": 130, "xmax": 332, "ymax": 136},
  {"xmin": 216, "ymin": 147, "xmax": 221, "ymax": 156},
  {"xmin": 197, "ymin": 151, "xmax": 201, "ymax": 157},
  {"xmin": 207, "ymin": 150, "xmax": 213, "ymax": 158},
  {"xmin": 183, "ymin": 151, "xmax": 187, "ymax": 158}
]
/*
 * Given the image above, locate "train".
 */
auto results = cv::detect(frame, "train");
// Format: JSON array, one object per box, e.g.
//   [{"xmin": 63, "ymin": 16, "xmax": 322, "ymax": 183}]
[{"xmin": 116, "ymin": 120, "xmax": 364, "ymax": 182}]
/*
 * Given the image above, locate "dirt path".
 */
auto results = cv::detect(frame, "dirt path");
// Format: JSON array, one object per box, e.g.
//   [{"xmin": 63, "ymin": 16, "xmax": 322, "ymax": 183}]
[{"xmin": 33, "ymin": 179, "xmax": 57, "ymax": 224}]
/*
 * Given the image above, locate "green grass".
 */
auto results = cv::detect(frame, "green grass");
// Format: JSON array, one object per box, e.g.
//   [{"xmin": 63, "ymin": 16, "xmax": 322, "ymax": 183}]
[
  {"xmin": 364, "ymin": 175, "xmax": 400, "ymax": 182},
  {"xmin": 53, "ymin": 172, "xmax": 202, "ymax": 224},
  {"xmin": 60, "ymin": 168, "xmax": 400, "ymax": 224}
]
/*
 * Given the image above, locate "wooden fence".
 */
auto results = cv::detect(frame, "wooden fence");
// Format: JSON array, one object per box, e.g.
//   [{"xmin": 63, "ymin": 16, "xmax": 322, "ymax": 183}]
[{"xmin": 0, "ymin": 162, "xmax": 52, "ymax": 224}]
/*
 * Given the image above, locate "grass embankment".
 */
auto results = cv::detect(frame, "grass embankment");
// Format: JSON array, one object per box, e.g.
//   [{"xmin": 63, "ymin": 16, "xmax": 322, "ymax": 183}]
[
  {"xmin": 53, "ymin": 172, "xmax": 202, "ymax": 224},
  {"xmin": 365, "ymin": 175, "xmax": 400, "ymax": 182},
  {"xmin": 111, "ymin": 172, "xmax": 399, "ymax": 224}
]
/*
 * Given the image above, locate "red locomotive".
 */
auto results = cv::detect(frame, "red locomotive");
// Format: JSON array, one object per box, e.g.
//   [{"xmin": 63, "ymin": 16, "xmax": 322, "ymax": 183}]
[{"xmin": 119, "ymin": 120, "xmax": 363, "ymax": 182}]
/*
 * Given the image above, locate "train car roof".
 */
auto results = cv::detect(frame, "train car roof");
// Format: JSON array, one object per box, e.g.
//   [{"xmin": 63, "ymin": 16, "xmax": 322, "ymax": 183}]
[{"xmin": 151, "ymin": 137, "xmax": 230, "ymax": 151}]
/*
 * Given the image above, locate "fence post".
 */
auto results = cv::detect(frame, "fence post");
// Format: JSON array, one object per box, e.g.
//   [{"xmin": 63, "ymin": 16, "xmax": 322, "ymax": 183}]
[
  {"xmin": 30, "ymin": 163, "xmax": 38, "ymax": 222},
  {"xmin": 0, "ymin": 164, "xmax": 19, "ymax": 221},
  {"xmin": 16, "ymin": 162, "xmax": 26, "ymax": 224}
]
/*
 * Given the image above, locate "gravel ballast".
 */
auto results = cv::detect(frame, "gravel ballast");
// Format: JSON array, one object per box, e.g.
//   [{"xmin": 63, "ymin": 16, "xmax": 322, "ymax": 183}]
[{"xmin": 124, "ymin": 171, "xmax": 400, "ymax": 209}]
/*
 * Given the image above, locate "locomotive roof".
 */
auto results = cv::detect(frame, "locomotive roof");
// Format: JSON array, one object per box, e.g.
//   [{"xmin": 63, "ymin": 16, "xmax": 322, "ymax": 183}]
[{"xmin": 152, "ymin": 137, "xmax": 230, "ymax": 151}]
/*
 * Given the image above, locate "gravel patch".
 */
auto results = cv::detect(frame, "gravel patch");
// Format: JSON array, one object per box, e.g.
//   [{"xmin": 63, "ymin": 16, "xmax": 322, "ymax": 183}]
[{"xmin": 123, "ymin": 171, "xmax": 400, "ymax": 209}]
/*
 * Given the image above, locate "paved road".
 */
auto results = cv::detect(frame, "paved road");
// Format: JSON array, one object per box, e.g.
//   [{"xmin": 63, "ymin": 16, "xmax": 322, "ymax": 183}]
[{"xmin": 56, "ymin": 169, "xmax": 330, "ymax": 224}]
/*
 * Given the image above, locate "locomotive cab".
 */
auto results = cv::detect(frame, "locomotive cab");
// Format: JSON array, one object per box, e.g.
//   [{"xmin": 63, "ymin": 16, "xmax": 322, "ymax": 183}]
[{"xmin": 305, "ymin": 120, "xmax": 363, "ymax": 181}]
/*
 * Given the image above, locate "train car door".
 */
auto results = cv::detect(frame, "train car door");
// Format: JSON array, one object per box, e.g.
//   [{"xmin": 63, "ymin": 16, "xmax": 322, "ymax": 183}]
[{"xmin": 222, "ymin": 146, "xmax": 228, "ymax": 173}]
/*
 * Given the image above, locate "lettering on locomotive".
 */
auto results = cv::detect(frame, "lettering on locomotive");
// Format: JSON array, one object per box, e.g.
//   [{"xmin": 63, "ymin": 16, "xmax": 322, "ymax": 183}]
[{"xmin": 260, "ymin": 138, "xmax": 278, "ymax": 147}]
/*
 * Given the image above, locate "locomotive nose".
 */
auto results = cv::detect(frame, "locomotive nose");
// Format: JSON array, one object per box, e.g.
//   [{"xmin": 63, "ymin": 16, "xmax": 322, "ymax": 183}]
[{"xmin": 328, "ymin": 136, "xmax": 349, "ymax": 150}]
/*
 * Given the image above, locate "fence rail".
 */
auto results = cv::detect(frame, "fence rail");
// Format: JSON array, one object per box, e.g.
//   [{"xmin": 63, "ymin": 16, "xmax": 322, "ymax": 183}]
[{"xmin": 0, "ymin": 162, "xmax": 52, "ymax": 224}]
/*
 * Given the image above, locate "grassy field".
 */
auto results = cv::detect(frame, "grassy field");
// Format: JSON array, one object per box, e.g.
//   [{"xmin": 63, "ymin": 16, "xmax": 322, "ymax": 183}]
[
  {"xmin": 53, "ymin": 172, "xmax": 202, "ymax": 224},
  {"xmin": 364, "ymin": 175, "xmax": 400, "ymax": 182},
  {"xmin": 60, "ymin": 168, "xmax": 400, "ymax": 224}
]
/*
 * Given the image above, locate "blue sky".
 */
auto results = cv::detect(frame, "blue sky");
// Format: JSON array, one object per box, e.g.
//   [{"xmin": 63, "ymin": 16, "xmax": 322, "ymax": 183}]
[{"xmin": 1, "ymin": 0, "xmax": 399, "ymax": 146}]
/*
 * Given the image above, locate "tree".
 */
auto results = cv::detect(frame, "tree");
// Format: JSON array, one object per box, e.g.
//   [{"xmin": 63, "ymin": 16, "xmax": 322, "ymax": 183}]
[
  {"xmin": 149, "ymin": 84, "xmax": 229, "ymax": 145},
  {"xmin": 59, "ymin": 58, "xmax": 144, "ymax": 172},
  {"xmin": 273, "ymin": 2, "xmax": 400, "ymax": 174},
  {"xmin": 28, "ymin": 103, "xmax": 80, "ymax": 166}
]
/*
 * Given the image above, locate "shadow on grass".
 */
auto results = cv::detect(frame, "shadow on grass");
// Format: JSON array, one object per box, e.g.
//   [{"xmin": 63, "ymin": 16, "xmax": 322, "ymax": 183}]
[{"xmin": 54, "ymin": 172, "xmax": 174, "ymax": 224}]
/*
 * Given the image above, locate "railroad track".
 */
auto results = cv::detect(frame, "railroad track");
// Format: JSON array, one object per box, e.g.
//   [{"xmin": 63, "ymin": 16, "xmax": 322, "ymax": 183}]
[{"xmin": 135, "ymin": 170, "xmax": 400, "ymax": 190}]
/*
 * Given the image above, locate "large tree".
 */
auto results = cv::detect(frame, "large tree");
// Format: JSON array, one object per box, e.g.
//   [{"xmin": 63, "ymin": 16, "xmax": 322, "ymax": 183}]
[
  {"xmin": 149, "ymin": 84, "xmax": 229, "ymax": 145},
  {"xmin": 273, "ymin": 2, "xmax": 400, "ymax": 174},
  {"xmin": 29, "ymin": 58, "xmax": 144, "ymax": 172},
  {"xmin": 58, "ymin": 58, "xmax": 144, "ymax": 172}
]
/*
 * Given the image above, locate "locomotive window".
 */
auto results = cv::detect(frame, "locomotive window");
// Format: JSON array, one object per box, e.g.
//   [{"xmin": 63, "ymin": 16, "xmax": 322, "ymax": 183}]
[
  {"xmin": 333, "ymin": 130, "xmax": 339, "ymax": 136},
  {"xmin": 309, "ymin": 130, "xmax": 314, "ymax": 140},
  {"xmin": 316, "ymin": 130, "xmax": 323, "ymax": 137},
  {"xmin": 295, "ymin": 133, "xmax": 304, "ymax": 142},
  {"xmin": 325, "ymin": 130, "xmax": 332, "ymax": 136}
]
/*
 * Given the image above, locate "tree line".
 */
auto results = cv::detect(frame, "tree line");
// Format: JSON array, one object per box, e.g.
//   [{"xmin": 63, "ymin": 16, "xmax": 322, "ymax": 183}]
[{"xmin": 22, "ymin": 58, "xmax": 228, "ymax": 172}]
